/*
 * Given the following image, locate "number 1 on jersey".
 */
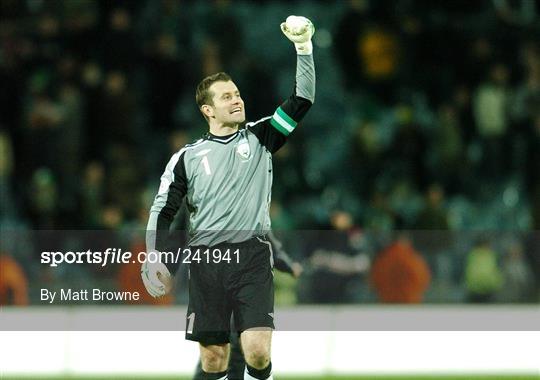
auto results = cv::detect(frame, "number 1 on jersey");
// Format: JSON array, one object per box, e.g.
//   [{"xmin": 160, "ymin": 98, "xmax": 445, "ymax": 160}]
[
  {"xmin": 187, "ymin": 312, "xmax": 195, "ymax": 334},
  {"xmin": 201, "ymin": 156, "xmax": 212, "ymax": 175}
]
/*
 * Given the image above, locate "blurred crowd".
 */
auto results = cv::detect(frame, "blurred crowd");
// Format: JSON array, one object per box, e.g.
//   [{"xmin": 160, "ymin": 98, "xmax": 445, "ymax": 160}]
[{"xmin": 0, "ymin": 0, "xmax": 539, "ymax": 305}]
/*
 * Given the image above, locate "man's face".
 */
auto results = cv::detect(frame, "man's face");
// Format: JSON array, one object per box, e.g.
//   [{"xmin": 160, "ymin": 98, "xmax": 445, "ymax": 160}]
[{"xmin": 205, "ymin": 80, "xmax": 245, "ymax": 126}]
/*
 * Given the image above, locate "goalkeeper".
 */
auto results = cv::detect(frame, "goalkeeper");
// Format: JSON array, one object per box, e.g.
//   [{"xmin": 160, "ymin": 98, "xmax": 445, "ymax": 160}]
[{"xmin": 142, "ymin": 16, "xmax": 315, "ymax": 380}]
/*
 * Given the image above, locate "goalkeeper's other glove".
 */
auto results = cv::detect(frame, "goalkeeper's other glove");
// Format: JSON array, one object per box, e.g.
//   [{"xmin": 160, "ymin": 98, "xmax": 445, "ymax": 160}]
[
  {"xmin": 141, "ymin": 256, "xmax": 171, "ymax": 298},
  {"xmin": 281, "ymin": 15, "xmax": 315, "ymax": 55}
]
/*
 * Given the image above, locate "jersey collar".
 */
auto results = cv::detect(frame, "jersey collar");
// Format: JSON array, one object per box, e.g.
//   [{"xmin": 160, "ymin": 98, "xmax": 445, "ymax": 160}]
[{"xmin": 205, "ymin": 130, "xmax": 239, "ymax": 144}]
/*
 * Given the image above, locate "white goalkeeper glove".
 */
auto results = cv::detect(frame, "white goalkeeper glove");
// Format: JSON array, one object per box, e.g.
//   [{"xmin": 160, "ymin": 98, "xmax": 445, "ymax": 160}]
[
  {"xmin": 141, "ymin": 255, "xmax": 171, "ymax": 298},
  {"xmin": 280, "ymin": 15, "xmax": 315, "ymax": 55}
]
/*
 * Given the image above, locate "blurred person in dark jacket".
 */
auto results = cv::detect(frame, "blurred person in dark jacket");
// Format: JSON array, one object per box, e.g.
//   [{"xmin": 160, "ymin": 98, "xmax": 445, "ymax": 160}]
[
  {"xmin": 431, "ymin": 104, "xmax": 466, "ymax": 193},
  {"xmin": 102, "ymin": 8, "xmax": 139, "ymax": 72},
  {"xmin": 388, "ymin": 109, "xmax": 427, "ymax": 190},
  {"xmin": 144, "ymin": 31, "xmax": 190, "ymax": 132},
  {"xmin": 79, "ymin": 161, "xmax": 105, "ymax": 228},
  {"xmin": 499, "ymin": 241, "xmax": 534, "ymax": 302},
  {"xmin": 0, "ymin": 131, "xmax": 17, "ymax": 219},
  {"xmin": 414, "ymin": 184, "xmax": 451, "ymax": 274},
  {"xmin": 525, "ymin": 118, "xmax": 540, "ymax": 230},
  {"xmin": 524, "ymin": 119, "xmax": 540, "ymax": 295},
  {"xmin": 415, "ymin": 184, "xmax": 449, "ymax": 231},
  {"xmin": 334, "ymin": 0, "xmax": 369, "ymax": 89},
  {"xmin": 301, "ymin": 210, "xmax": 370, "ymax": 304},
  {"xmin": 97, "ymin": 71, "xmax": 138, "ymax": 152}
]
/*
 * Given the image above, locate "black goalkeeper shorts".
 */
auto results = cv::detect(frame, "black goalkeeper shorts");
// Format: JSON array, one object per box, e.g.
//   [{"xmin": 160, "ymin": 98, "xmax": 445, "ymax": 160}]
[{"xmin": 185, "ymin": 236, "xmax": 275, "ymax": 345}]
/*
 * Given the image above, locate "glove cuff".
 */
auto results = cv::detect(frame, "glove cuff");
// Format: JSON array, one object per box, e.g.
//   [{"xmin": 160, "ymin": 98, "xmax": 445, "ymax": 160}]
[{"xmin": 294, "ymin": 40, "xmax": 313, "ymax": 55}]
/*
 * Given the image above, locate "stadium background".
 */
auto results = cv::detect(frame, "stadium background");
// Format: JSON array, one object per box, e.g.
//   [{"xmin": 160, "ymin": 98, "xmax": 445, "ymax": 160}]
[{"xmin": 0, "ymin": 0, "xmax": 539, "ymax": 378}]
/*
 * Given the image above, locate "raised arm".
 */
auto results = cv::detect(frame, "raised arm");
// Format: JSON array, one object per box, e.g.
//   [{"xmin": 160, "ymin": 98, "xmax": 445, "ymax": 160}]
[
  {"xmin": 280, "ymin": 15, "xmax": 316, "ymax": 102},
  {"xmin": 248, "ymin": 15, "xmax": 316, "ymax": 153}
]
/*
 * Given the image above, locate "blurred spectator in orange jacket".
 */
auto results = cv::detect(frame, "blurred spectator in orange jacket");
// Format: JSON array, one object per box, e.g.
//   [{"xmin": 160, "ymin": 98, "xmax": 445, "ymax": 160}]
[
  {"xmin": 0, "ymin": 254, "xmax": 29, "ymax": 305},
  {"xmin": 370, "ymin": 233, "xmax": 431, "ymax": 303}
]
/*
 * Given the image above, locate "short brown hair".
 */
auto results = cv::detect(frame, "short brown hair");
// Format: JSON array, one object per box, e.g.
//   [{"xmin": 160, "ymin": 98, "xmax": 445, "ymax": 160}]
[{"xmin": 196, "ymin": 72, "xmax": 232, "ymax": 120}]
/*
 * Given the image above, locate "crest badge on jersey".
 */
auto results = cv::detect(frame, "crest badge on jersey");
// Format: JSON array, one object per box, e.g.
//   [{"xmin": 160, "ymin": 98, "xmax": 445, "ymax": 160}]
[{"xmin": 236, "ymin": 137, "xmax": 251, "ymax": 161}]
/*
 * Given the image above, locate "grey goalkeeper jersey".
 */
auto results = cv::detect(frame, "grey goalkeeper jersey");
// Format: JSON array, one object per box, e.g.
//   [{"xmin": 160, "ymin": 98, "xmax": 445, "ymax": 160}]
[{"xmin": 147, "ymin": 54, "xmax": 315, "ymax": 250}]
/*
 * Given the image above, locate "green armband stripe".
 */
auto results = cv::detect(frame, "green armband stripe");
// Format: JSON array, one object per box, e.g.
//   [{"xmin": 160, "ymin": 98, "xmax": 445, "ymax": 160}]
[
  {"xmin": 270, "ymin": 118, "xmax": 291, "ymax": 136},
  {"xmin": 271, "ymin": 107, "xmax": 296, "ymax": 136},
  {"xmin": 276, "ymin": 107, "xmax": 297, "ymax": 128}
]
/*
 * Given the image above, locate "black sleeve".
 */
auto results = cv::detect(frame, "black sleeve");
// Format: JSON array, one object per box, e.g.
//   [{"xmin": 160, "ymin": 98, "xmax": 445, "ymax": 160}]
[
  {"xmin": 248, "ymin": 90, "xmax": 312, "ymax": 154},
  {"xmin": 280, "ymin": 90, "xmax": 313, "ymax": 122},
  {"xmin": 156, "ymin": 158, "xmax": 187, "ymax": 248},
  {"xmin": 147, "ymin": 151, "xmax": 188, "ymax": 274}
]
